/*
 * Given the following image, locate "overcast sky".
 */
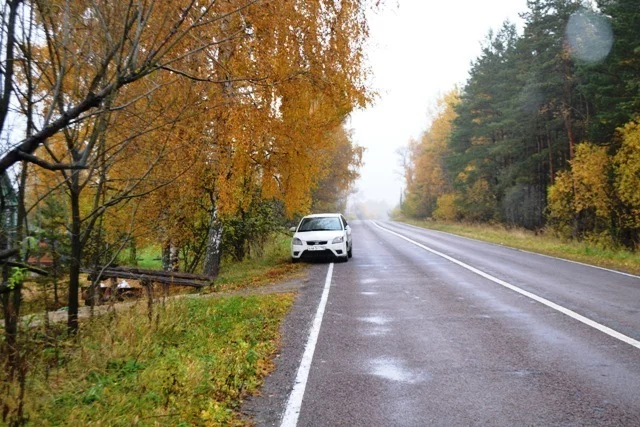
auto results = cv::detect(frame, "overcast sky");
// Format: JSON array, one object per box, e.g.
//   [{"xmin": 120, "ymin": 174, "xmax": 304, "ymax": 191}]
[{"xmin": 348, "ymin": 0, "xmax": 528, "ymax": 208}]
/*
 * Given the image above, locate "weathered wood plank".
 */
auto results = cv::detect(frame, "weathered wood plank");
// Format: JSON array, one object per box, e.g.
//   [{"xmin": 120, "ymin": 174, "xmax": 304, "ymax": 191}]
[{"xmin": 82, "ymin": 267, "xmax": 212, "ymax": 288}]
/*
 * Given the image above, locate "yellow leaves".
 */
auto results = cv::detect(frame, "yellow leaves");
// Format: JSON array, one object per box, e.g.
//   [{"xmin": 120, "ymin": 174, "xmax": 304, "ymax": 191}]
[
  {"xmin": 433, "ymin": 193, "xmax": 459, "ymax": 221},
  {"xmin": 614, "ymin": 119, "xmax": 640, "ymax": 209},
  {"xmin": 547, "ymin": 170, "xmax": 576, "ymax": 234},
  {"xmin": 547, "ymin": 144, "xmax": 612, "ymax": 237},
  {"xmin": 456, "ymin": 164, "xmax": 477, "ymax": 184},
  {"xmin": 571, "ymin": 143, "xmax": 612, "ymax": 218},
  {"xmin": 26, "ymin": 0, "xmax": 374, "ymax": 255},
  {"xmin": 403, "ymin": 89, "xmax": 460, "ymax": 218},
  {"xmin": 471, "ymin": 136, "xmax": 491, "ymax": 145},
  {"xmin": 310, "ymin": 125, "xmax": 363, "ymax": 213},
  {"xmin": 548, "ymin": 144, "xmax": 613, "ymax": 217},
  {"xmin": 547, "ymin": 123, "xmax": 640, "ymax": 241}
]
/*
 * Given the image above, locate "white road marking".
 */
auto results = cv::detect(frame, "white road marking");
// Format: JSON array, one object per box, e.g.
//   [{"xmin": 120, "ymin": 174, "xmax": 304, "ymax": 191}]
[
  {"xmin": 281, "ymin": 263, "xmax": 334, "ymax": 427},
  {"xmin": 373, "ymin": 221, "xmax": 640, "ymax": 350},
  {"xmin": 390, "ymin": 220, "xmax": 640, "ymax": 279}
]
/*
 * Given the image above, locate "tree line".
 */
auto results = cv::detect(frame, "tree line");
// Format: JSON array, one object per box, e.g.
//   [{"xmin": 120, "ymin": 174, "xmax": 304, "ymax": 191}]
[
  {"xmin": 401, "ymin": 0, "xmax": 639, "ymax": 249},
  {"xmin": 0, "ymin": 0, "xmax": 374, "ymax": 346}
]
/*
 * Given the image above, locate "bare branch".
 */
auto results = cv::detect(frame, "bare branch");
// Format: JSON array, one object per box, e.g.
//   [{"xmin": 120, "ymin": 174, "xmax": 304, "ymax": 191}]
[
  {"xmin": 3, "ymin": 261, "xmax": 48, "ymax": 276},
  {"xmin": 0, "ymin": 0, "xmax": 263, "ymax": 175},
  {"xmin": 192, "ymin": 0, "xmax": 260, "ymax": 30},
  {"xmin": 160, "ymin": 66, "xmax": 265, "ymax": 84},
  {"xmin": 16, "ymin": 150, "xmax": 86, "ymax": 171},
  {"xmin": 0, "ymin": 0, "xmax": 20, "ymax": 136}
]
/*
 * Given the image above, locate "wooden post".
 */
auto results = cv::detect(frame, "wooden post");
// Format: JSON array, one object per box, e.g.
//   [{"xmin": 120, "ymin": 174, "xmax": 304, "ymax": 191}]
[
  {"xmin": 108, "ymin": 277, "xmax": 117, "ymax": 303},
  {"xmin": 142, "ymin": 279, "xmax": 153, "ymax": 322}
]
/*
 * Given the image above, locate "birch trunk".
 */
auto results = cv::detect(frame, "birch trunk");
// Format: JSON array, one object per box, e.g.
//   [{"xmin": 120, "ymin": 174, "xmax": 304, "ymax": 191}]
[
  {"xmin": 162, "ymin": 242, "xmax": 179, "ymax": 271},
  {"xmin": 201, "ymin": 16, "xmax": 233, "ymax": 279},
  {"xmin": 202, "ymin": 203, "xmax": 223, "ymax": 278}
]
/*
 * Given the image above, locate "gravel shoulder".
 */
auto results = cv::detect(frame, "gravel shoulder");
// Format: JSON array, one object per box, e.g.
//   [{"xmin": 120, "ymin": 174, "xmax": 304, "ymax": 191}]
[{"xmin": 241, "ymin": 263, "xmax": 328, "ymax": 426}]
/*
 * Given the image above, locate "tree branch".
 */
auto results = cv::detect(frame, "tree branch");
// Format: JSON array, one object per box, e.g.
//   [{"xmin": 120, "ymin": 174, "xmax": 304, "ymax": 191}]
[
  {"xmin": 160, "ymin": 66, "xmax": 265, "ymax": 84},
  {"xmin": 3, "ymin": 261, "xmax": 48, "ymax": 276},
  {"xmin": 16, "ymin": 150, "xmax": 86, "ymax": 171},
  {"xmin": 0, "ymin": 248, "xmax": 19, "ymax": 261}
]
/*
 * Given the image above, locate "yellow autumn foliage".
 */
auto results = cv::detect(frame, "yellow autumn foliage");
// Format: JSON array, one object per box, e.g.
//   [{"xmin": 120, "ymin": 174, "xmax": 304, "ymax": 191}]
[
  {"xmin": 25, "ymin": 0, "xmax": 373, "ymax": 259},
  {"xmin": 547, "ymin": 144, "xmax": 612, "ymax": 237},
  {"xmin": 547, "ymin": 125, "xmax": 640, "ymax": 245},
  {"xmin": 615, "ymin": 120, "xmax": 640, "ymax": 211},
  {"xmin": 433, "ymin": 193, "xmax": 459, "ymax": 221},
  {"xmin": 547, "ymin": 170, "xmax": 575, "ymax": 236},
  {"xmin": 403, "ymin": 89, "xmax": 459, "ymax": 218},
  {"xmin": 571, "ymin": 143, "xmax": 613, "ymax": 218}
]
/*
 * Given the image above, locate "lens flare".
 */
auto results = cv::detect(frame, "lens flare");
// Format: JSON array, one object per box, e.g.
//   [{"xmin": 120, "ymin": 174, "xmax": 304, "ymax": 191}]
[{"xmin": 566, "ymin": 10, "xmax": 613, "ymax": 63}]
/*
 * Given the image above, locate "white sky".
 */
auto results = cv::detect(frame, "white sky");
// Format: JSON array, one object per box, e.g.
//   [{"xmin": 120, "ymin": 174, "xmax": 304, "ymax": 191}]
[{"xmin": 349, "ymin": 0, "xmax": 528, "ymax": 208}]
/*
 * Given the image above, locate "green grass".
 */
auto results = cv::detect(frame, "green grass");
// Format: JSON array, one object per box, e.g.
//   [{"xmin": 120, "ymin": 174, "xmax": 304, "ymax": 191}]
[
  {"xmin": 213, "ymin": 233, "xmax": 302, "ymax": 292},
  {"xmin": 118, "ymin": 245, "xmax": 163, "ymax": 270},
  {"xmin": 136, "ymin": 245, "xmax": 163, "ymax": 270},
  {"xmin": 8, "ymin": 294, "xmax": 294, "ymax": 426},
  {"xmin": 397, "ymin": 218, "xmax": 640, "ymax": 276},
  {"xmin": 3, "ymin": 233, "xmax": 303, "ymax": 425}
]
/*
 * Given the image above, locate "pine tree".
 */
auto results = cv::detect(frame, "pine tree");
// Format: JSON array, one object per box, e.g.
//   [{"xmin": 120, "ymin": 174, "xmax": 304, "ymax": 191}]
[{"xmin": 580, "ymin": 0, "xmax": 640, "ymax": 143}]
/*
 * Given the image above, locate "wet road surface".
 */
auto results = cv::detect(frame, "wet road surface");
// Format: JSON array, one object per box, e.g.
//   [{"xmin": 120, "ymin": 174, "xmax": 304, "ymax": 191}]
[{"xmin": 247, "ymin": 220, "xmax": 640, "ymax": 426}]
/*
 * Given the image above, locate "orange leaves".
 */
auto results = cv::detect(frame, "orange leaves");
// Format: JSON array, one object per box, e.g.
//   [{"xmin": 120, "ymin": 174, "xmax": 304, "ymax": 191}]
[
  {"xmin": 404, "ymin": 89, "xmax": 459, "ymax": 218},
  {"xmin": 25, "ymin": 0, "xmax": 374, "ymax": 255}
]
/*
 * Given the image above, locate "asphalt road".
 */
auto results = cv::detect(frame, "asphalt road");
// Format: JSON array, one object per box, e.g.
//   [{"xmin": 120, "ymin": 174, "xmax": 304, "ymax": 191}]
[{"xmin": 244, "ymin": 220, "xmax": 640, "ymax": 426}]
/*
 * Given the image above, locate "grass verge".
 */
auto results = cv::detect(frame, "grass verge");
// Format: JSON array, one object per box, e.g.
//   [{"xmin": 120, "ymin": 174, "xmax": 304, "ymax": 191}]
[
  {"xmin": 3, "ymin": 233, "xmax": 304, "ymax": 425},
  {"xmin": 5, "ymin": 294, "xmax": 294, "ymax": 425},
  {"xmin": 213, "ymin": 233, "xmax": 303, "ymax": 292},
  {"xmin": 397, "ymin": 219, "xmax": 640, "ymax": 276}
]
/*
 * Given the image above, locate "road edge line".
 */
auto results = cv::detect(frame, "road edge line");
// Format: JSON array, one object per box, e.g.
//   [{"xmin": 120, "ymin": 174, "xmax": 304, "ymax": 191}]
[
  {"xmin": 372, "ymin": 221, "xmax": 640, "ymax": 351},
  {"xmin": 390, "ymin": 220, "xmax": 640, "ymax": 279},
  {"xmin": 280, "ymin": 263, "xmax": 334, "ymax": 426}
]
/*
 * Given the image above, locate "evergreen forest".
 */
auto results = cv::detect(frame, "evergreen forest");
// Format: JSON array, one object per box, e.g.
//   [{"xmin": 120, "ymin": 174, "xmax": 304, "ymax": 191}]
[{"xmin": 401, "ymin": 0, "xmax": 640, "ymax": 249}]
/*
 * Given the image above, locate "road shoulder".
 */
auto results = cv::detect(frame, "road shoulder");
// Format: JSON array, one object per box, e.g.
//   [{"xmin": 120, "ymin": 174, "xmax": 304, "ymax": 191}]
[{"xmin": 241, "ymin": 263, "xmax": 329, "ymax": 426}]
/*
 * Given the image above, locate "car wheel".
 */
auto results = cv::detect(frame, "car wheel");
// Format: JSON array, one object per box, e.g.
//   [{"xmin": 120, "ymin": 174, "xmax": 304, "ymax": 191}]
[
  {"xmin": 291, "ymin": 257, "xmax": 299, "ymax": 264},
  {"xmin": 347, "ymin": 245, "xmax": 352, "ymax": 258}
]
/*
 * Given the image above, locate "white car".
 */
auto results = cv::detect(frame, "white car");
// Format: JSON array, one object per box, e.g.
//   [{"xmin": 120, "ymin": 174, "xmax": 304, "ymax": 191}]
[{"xmin": 290, "ymin": 213, "xmax": 352, "ymax": 263}]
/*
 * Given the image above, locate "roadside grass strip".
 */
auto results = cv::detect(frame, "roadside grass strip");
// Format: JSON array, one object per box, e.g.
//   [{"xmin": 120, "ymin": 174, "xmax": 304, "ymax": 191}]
[
  {"xmin": 373, "ymin": 221, "xmax": 640, "ymax": 351},
  {"xmin": 397, "ymin": 218, "xmax": 640, "ymax": 276},
  {"xmin": 281, "ymin": 263, "xmax": 334, "ymax": 427},
  {"xmin": 6, "ymin": 295, "xmax": 293, "ymax": 425}
]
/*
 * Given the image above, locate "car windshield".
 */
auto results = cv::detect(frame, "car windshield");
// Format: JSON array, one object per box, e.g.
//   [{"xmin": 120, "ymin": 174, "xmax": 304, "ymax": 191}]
[{"xmin": 297, "ymin": 217, "xmax": 343, "ymax": 232}]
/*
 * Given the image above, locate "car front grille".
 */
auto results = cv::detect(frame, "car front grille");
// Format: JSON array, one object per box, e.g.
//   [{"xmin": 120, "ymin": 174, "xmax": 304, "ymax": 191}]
[
  {"xmin": 300, "ymin": 249, "xmax": 333, "ymax": 260},
  {"xmin": 306, "ymin": 241, "xmax": 328, "ymax": 245}
]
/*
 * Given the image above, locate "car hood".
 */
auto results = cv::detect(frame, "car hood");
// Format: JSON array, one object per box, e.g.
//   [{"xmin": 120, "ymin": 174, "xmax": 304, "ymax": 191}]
[{"xmin": 295, "ymin": 230, "xmax": 343, "ymax": 242}]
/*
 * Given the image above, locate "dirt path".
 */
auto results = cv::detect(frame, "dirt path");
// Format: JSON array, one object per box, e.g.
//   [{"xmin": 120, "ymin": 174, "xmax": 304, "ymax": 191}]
[{"xmin": 29, "ymin": 271, "xmax": 309, "ymax": 326}]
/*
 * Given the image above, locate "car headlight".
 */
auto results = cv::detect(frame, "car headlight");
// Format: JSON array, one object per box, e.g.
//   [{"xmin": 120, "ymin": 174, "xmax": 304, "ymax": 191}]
[
  {"xmin": 293, "ymin": 237, "xmax": 302, "ymax": 245},
  {"xmin": 332, "ymin": 236, "xmax": 344, "ymax": 244}
]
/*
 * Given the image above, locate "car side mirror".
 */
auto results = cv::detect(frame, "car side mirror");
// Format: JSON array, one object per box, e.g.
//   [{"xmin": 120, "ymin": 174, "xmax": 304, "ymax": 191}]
[{"xmin": 289, "ymin": 226, "xmax": 297, "ymax": 232}]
